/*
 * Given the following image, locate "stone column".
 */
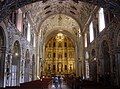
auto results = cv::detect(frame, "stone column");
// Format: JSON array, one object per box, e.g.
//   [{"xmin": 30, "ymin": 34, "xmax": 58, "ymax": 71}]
[
  {"xmin": 36, "ymin": 34, "xmax": 40, "ymax": 79},
  {"xmin": 81, "ymin": 34, "xmax": 85, "ymax": 78}
]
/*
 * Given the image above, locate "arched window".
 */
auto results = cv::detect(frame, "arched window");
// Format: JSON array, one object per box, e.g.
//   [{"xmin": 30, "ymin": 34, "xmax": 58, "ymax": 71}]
[
  {"xmin": 16, "ymin": 9, "xmax": 23, "ymax": 32},
  {"xmin": 27, "ymin": 22, "xmax": 31, "ymax": 42},
  {"xmin": 89, "ymin": 22, "xmax": 94, "ymax": 42},
  {"xmin": 98, "ymin": 8, "xmax": 105, "ymax": 32},
  {"xmin": 85, "ymin": 51, "xmax": 89, "ymax": 59},
  {"xmin": 84, "ymin": 33, "xmax": 87, "ymax": 47}
]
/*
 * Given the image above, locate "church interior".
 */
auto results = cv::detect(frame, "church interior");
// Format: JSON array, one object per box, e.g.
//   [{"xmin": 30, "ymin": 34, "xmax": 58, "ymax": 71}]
[{"xmin": 0, "ymin": 0, "xmax": 120, "ymax": 89}]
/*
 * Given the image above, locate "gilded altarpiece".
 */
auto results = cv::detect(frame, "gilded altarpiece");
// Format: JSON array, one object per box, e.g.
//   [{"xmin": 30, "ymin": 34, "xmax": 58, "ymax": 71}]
[{"xmin": 44, "ymin": 33, "xmax": 75, "ymax": 76}]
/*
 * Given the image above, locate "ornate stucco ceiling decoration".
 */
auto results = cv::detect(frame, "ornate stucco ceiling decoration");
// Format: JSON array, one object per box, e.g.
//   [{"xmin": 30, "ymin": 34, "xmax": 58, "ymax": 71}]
[
  {"xmin": 40, "ymin": 14, "xmax": 80, "ymax": 38},
  {"xmin": 0, "ymin": 0, "xmax": 119, "ymax": 22},
  {"xmin": 22, "ymin": 0, "xmax": 95, "ymax": 32}
]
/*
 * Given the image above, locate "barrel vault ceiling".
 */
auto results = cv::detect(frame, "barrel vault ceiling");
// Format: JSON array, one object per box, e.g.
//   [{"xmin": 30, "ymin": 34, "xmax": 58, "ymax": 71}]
[
  {"xmin": 21, "ymin": 0, "xmax": 95, "ymax": 36},
  {"xmin": 0, "ymin": 0, "xmax": 119, "ymax": 39}
]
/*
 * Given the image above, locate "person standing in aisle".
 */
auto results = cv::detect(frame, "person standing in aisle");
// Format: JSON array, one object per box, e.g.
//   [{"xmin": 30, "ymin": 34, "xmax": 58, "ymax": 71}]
[{"xmin": 58, "ymin": 76, "xmax": 62, "ymax": 88}]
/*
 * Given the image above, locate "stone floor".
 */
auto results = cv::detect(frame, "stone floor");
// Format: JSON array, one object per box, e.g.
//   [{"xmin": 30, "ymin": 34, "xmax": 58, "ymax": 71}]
[
  {"xmin": 0, "ymin": 79, "xmax": 119, "ymax": 89},
  {"xmin": 49, "ymin": 82, "xmax": 119, "ymax": 89},
  {"xmin": 49, "ymin": 82, "xmax": 70, "ymax": 89}
]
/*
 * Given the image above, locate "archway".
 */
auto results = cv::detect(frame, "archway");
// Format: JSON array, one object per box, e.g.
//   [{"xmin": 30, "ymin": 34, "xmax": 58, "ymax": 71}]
[
  {"xmin": 44, "ymin": 33, "xmax": 76, "ymax": 76},
  {"xmin": 24, "ymin": 49, "xmax": 30, "ymax": 82},
  {"xmin": 0, "ymin": 26, "xmax": 6, "ymax": 87},
  {"xmin": 11, "ymin": 41, "xmax": 21, "ymax": 86},
  {"xmin": 89, "ymin": 49, "xmax": 97, "ymax": 81},
  {"xmin": 101, "ymin": 40, "xmax": 111, "ymax": 74}
]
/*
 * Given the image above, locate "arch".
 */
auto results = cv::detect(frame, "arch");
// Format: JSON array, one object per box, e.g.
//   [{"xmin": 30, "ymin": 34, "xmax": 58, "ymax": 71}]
[
  {"xmin": 37, "ymin": 13, "xmax": 81, "ymax": 34},
  {"xmin": 38, "ymin": 14, "xmax": 80, "ymax": 38},
  {"xmin": 100, "ymin": 40, "xmax": 112, "ymax": 85},
  {"xmin": 24, "ymin": 49, "xmax": 30, "ymax": 82},
  {"xmin": 39, "ymin": 29, "xmax": 78, "ymax": 76},
  {"xmin": 89, "ymin": 49, "xmax": 97, "ymax": 81},
  {"xmin": 11, "ymin": 40, "xmax": 21, "ymax": 86},
  {"xmin": 101, "ymin": 40, "xmax": 111, "ymax": 74},
  {"xmin": 0, "ymin": 26, "xmax": 6, "ymax": 87},
  {"xmin": 44, "ymin": 33, "xmax": 76, "ymax": 76},
  {"xmin": 89, "ymin": 21, "xmax": 94, "ymax": 42}
]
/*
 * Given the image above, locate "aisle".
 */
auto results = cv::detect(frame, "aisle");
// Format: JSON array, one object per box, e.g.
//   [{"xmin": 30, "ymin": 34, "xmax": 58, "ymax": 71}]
[{"xmin": 49, "ymin": 82, "xmax": 70, "ymax": 89}]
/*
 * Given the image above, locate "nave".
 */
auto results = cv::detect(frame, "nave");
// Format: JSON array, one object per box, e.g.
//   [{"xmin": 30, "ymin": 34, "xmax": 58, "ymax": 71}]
[{"xmin": 0, "ymin": 0, "xmax": 120, "ymax": 89}]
